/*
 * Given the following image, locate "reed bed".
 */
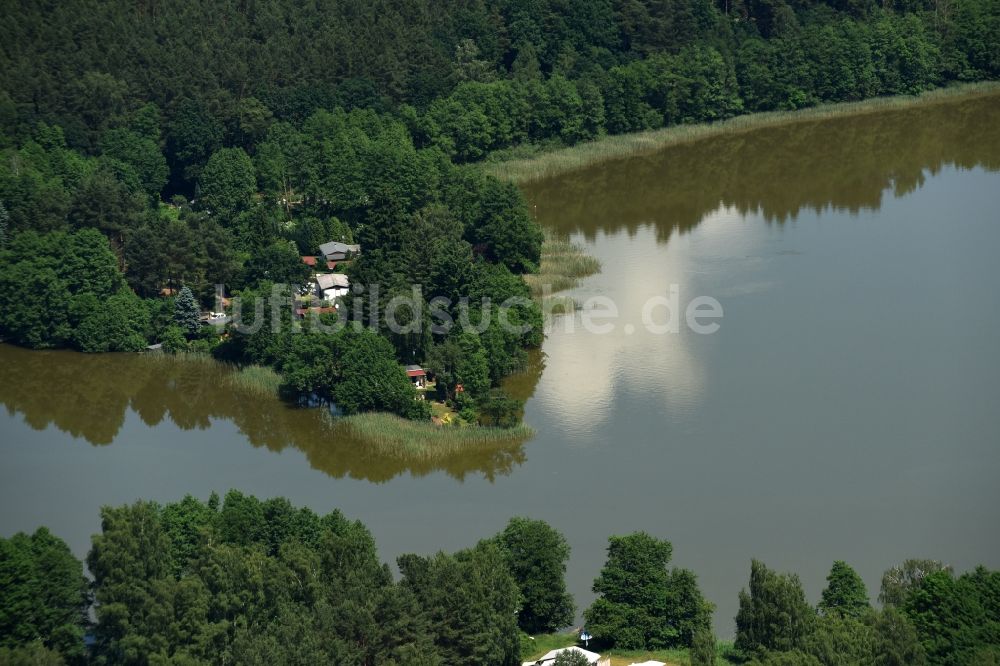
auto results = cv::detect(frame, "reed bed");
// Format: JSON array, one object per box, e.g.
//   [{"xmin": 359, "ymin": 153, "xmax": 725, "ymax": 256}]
[
  {"xmin": 544, "ymin": 295, "xmax": 578, "ymax": 316},
  {"xmin": 227, "ymin": 364, "xmax": 283, "ymax": 398},
  {"xmin": 485, "ymin": 82, "xmax": 1000, "ymax": 184},
  {"xmin": 524, "ymin": 230, "xmax": 602, "ymax": 298},
  {"xmin": 337, "ymin": 412, "xmax": 533, "ymax": 460}
]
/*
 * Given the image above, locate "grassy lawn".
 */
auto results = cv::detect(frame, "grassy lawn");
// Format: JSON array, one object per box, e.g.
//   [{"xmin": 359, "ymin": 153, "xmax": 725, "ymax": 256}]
[{"xmin": 521, "ymin": 631, "xmax": 580, "ymax": 661}]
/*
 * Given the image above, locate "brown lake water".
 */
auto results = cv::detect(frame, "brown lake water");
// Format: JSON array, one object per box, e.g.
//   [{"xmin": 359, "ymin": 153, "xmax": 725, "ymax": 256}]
[{"xmin": 2, "ymin": 92, "xmax": 1000, "ymax": 634}]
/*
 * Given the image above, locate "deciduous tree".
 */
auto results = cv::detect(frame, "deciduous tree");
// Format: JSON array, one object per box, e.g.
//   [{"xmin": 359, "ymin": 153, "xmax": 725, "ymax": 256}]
[
  {"xmin": 585, "ymin": 532, "xmax": 712, "ymax": 649},
  {"xmin": 497, "ymin": 517, "xmax": 575, "ymax": 634},
  {"xmin": 735, "ymin": 560, "xmax": 816, "ymax": 656}
]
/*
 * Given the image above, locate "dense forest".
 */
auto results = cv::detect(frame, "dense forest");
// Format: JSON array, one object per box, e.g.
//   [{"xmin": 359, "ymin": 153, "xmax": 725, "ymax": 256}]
[
  {"xmin": 1, "ymin": 492, "xmax": 998, "ymax": 665},
  {"xmin": 1, "ymin": 0, "xmax": 998, "ymax": 422}
]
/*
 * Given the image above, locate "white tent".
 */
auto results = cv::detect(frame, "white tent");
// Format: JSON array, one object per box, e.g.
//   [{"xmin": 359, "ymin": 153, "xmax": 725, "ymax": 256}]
[
  {"xmin": 522, "ymin": 646, "xmax": 605, "ymax": 666},
  {"xmin": 626, "ymin": 661, "xmax": 667, "ymax": 666}
]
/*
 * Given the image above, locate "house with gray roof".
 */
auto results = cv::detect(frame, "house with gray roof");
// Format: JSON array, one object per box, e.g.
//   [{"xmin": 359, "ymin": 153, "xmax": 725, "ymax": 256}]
[
  {"xmin": 319, "ymin": 241, "xmax": 361, "ymax": 262},
  {"xmin": 315, "ymin": 273, "xmax": 350, "ymax": 302}
]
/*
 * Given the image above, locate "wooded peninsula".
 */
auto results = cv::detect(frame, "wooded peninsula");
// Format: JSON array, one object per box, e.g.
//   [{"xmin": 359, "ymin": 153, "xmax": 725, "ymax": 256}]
[{"xmin": 1, "ymin": 0, "xmax": 998, "ymax": 430}]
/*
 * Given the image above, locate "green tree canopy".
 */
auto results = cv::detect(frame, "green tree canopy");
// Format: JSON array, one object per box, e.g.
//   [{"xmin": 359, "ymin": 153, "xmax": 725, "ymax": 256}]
[
  {"xmin": 818, "ymin": 560, "xmax": 870, "ymax": 619},
  {"xmin": 879, "ymin": 559, "xmax": 952, "ymax": 607},
  {"xmin": 172, "ymin": 285, "xmax": 201, "ymax": 337},
  {"xmin": 197, "ymin": 147, "xmax": 256, "ymax": 219},
  {"xmin": 84, "ymin": 493, "xmax": 440, "ymax": 664},
  {"xmin": 735, "ymin": 559, "xmax": 816, "ymax": 657},
  {"xmin": 239, "ymin": 241, "xmax": 312, "ymax": 289},
  {"xmin": 584, "ymin": 532, "xmax": 712, "ymax": 650},
  {"xmin": 0, "ymin": 229, "xmax": 126, "ymax": 348},
  {"xmin": 496, "ymin": 517, "xmax": 575, "ymax": 634},
  {"xmin": 552, "ymin": 649, "xmax": 591, "ymax": 666},
  {"xmin": 399, "ymin": 541, "xmax": 520, "ymax": 666},
  {"xmin": 691, "ymin": 627, "xmax": 717, "ymax": 666},
  {"xmin": 0, "ymin": 528, "xmax": 89, "ymax": 664},
  {"xmin": 331, "ymin": 327, "xmax": 421, "ymax": 417}
]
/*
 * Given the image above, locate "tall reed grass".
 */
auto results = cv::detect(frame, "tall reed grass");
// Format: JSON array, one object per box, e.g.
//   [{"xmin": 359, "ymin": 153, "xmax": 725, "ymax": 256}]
[
  {"xmin": 524, "ymin": 230, "xmax": 602, "ymax": 298},
  {"xmin": 227, "ymin": 364, "xmax": 283, "ymax": 398},
  {"xmin": 485, "ymin": 82, "xmax": 1000, "ymax": 184},
  {"xmin": 337, "ymin": 412, "xmax": 533, "ymax": 460}
]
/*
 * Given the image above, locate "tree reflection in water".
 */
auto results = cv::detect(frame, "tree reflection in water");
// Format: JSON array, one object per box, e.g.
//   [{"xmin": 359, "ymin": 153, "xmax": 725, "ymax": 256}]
[{"xmin": 0, "ymin": 345, "xmax": 533, "ymax": 483}]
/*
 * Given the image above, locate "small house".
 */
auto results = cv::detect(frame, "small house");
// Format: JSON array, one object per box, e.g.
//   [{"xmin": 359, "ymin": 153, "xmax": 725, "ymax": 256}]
[
  {"xmin": 315, "ymin": 273, "xmax": 350, "ymax": 302},
  {"xmin": 319, "ymin": 241, "xmax": 361, "ymax": 262},
  {"xmin": 301, "ymin": 255, "xmax": 317, "ymax": 267},
  {"xmin": 405, "ymin": 365, "xmax": 427, "ymax": 389}
]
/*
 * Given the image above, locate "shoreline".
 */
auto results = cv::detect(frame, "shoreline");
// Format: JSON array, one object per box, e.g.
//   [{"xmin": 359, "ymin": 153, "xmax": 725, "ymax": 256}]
[
  {"xmin": 525, "ymin": 230, "xmax": 602, "ymax": 317},
  {"xmin": 485, "ymin": 81, "xmax": 1000, "ymax": 184},
  {"xmin": 336, "ymin": 411, "xmax": 533, "ymax": 458}
]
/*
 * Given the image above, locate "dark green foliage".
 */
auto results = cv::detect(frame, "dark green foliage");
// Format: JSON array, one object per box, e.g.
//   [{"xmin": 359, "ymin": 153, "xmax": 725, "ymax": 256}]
[
  {"xmin": 67, "ymin": 164, "xmax": 146, "ymax": 238},
  {"xmin": 478, "ymin": 390, "xmax": 525, "ymax": 429},
  {"xmin": 818, "ymin": 561, "xmax": 870, "ymax": 619},
  {"xmin": 735, "ymin": 560, "xmax": 816, "ymax": 656},
  {"xmin": 553, "ymin": 650, "xmax": 591, "ymax": 666},
  {"xmin": 497, "ymin": 517, "xmax": 575, "ymax": 634},
  {"xmin": 399, "ymin": 541, "xmax": 521, "ymax": 666},
  {"xmin": 873, "ymin": 607, "xmax": 927, "ymax": 666},
  {"xmin": 84, "ymin": 493, "xmax": 442, "ymax": 665},
  {"xmin": 172, "ymin": 286, "xmax": 201, "ymax": 337},
  {"xmin": 0, "ymin": 229, "xmax": 130, "ymax": 349},
  {"xmin": 0, "ymin": 643, "xmax": 67, "ymax": 665},
  {"xmin": 427, "ymin": 333, "xmax": 492, "ymax": 401},
  {"xmin": 276, "ymin": 326, "xmax": 423, "ymax": 419},
  {"xmin": 691, "ymin": 627, "xmax": 717, "ymax": 666},
  {"xmin": 879, "ymin": 558, "xmax": 952, "ymax": 607},
  {"xmin": 0, "ymin": 0, "xmax": 997, "ymax": 428},
  {"xmin": 902, "ymin": 568, "xmax": 1000, "ymax": 665},
  {"xmin": 238, "ymin": 241, "xmax": 312, "ymax": 289},
  {"xmin": 166, "ymin": 99, "xmax": 223, "ymax": 185},
  {"xmin": 744, "ymin": 650, "xmax": 823, "ymax": 666},
  {"xmin": 330, "ymin": 328, "xmax": 422, "ymax": 417},
  {"xmin": 735, "ymin": 561, "xmax": 939, "ymax": 665},
  {"xmin": 99, "ymin": 128, "xmax": 168, "ymax": 201},
  {"xmin": 72, "ymin": 289, "xmax": 150, "ymax": 353},
  {"xmin": 584, "ymin": 532, "xmax": 712, "ymax": 649},
  {"xmin": 2, "ymin": 495, "xmax": 1000, "ymax": 666},
  {"xmin": 0, "ymin": 529, "xmax": 89, "ymax": 664},
  {"xmin": 0, "ymin": 201, "xmax": 8, "ymax": 246},
  {"xmin": 800, "ymin": 613, "xmax": 876, "ymax": 666},
  {"xmin": 197, "ymin": 147, "xmax": 256, "ymax": 219}
]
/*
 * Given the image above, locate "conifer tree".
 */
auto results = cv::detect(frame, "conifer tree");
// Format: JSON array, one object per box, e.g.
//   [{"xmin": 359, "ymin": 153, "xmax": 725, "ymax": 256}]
[{"xmin": 173, "ymin": 285, "xmax": 201, "ymax": 337}]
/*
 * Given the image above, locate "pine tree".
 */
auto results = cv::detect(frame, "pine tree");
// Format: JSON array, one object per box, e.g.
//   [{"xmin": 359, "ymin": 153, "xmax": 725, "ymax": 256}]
[
  {"xmin": 173, "ymin": 285, "xmax": 201, "ymax": 337},
  {"xmin": 818, "ymin": 561, "xmax": 870, "ymax": 619}
]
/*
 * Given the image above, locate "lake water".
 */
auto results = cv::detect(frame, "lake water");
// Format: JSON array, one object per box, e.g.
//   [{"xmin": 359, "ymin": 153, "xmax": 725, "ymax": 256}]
[{"xmin": 2, "ymin": 92, "xmax": 999, "ymax": 634}]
